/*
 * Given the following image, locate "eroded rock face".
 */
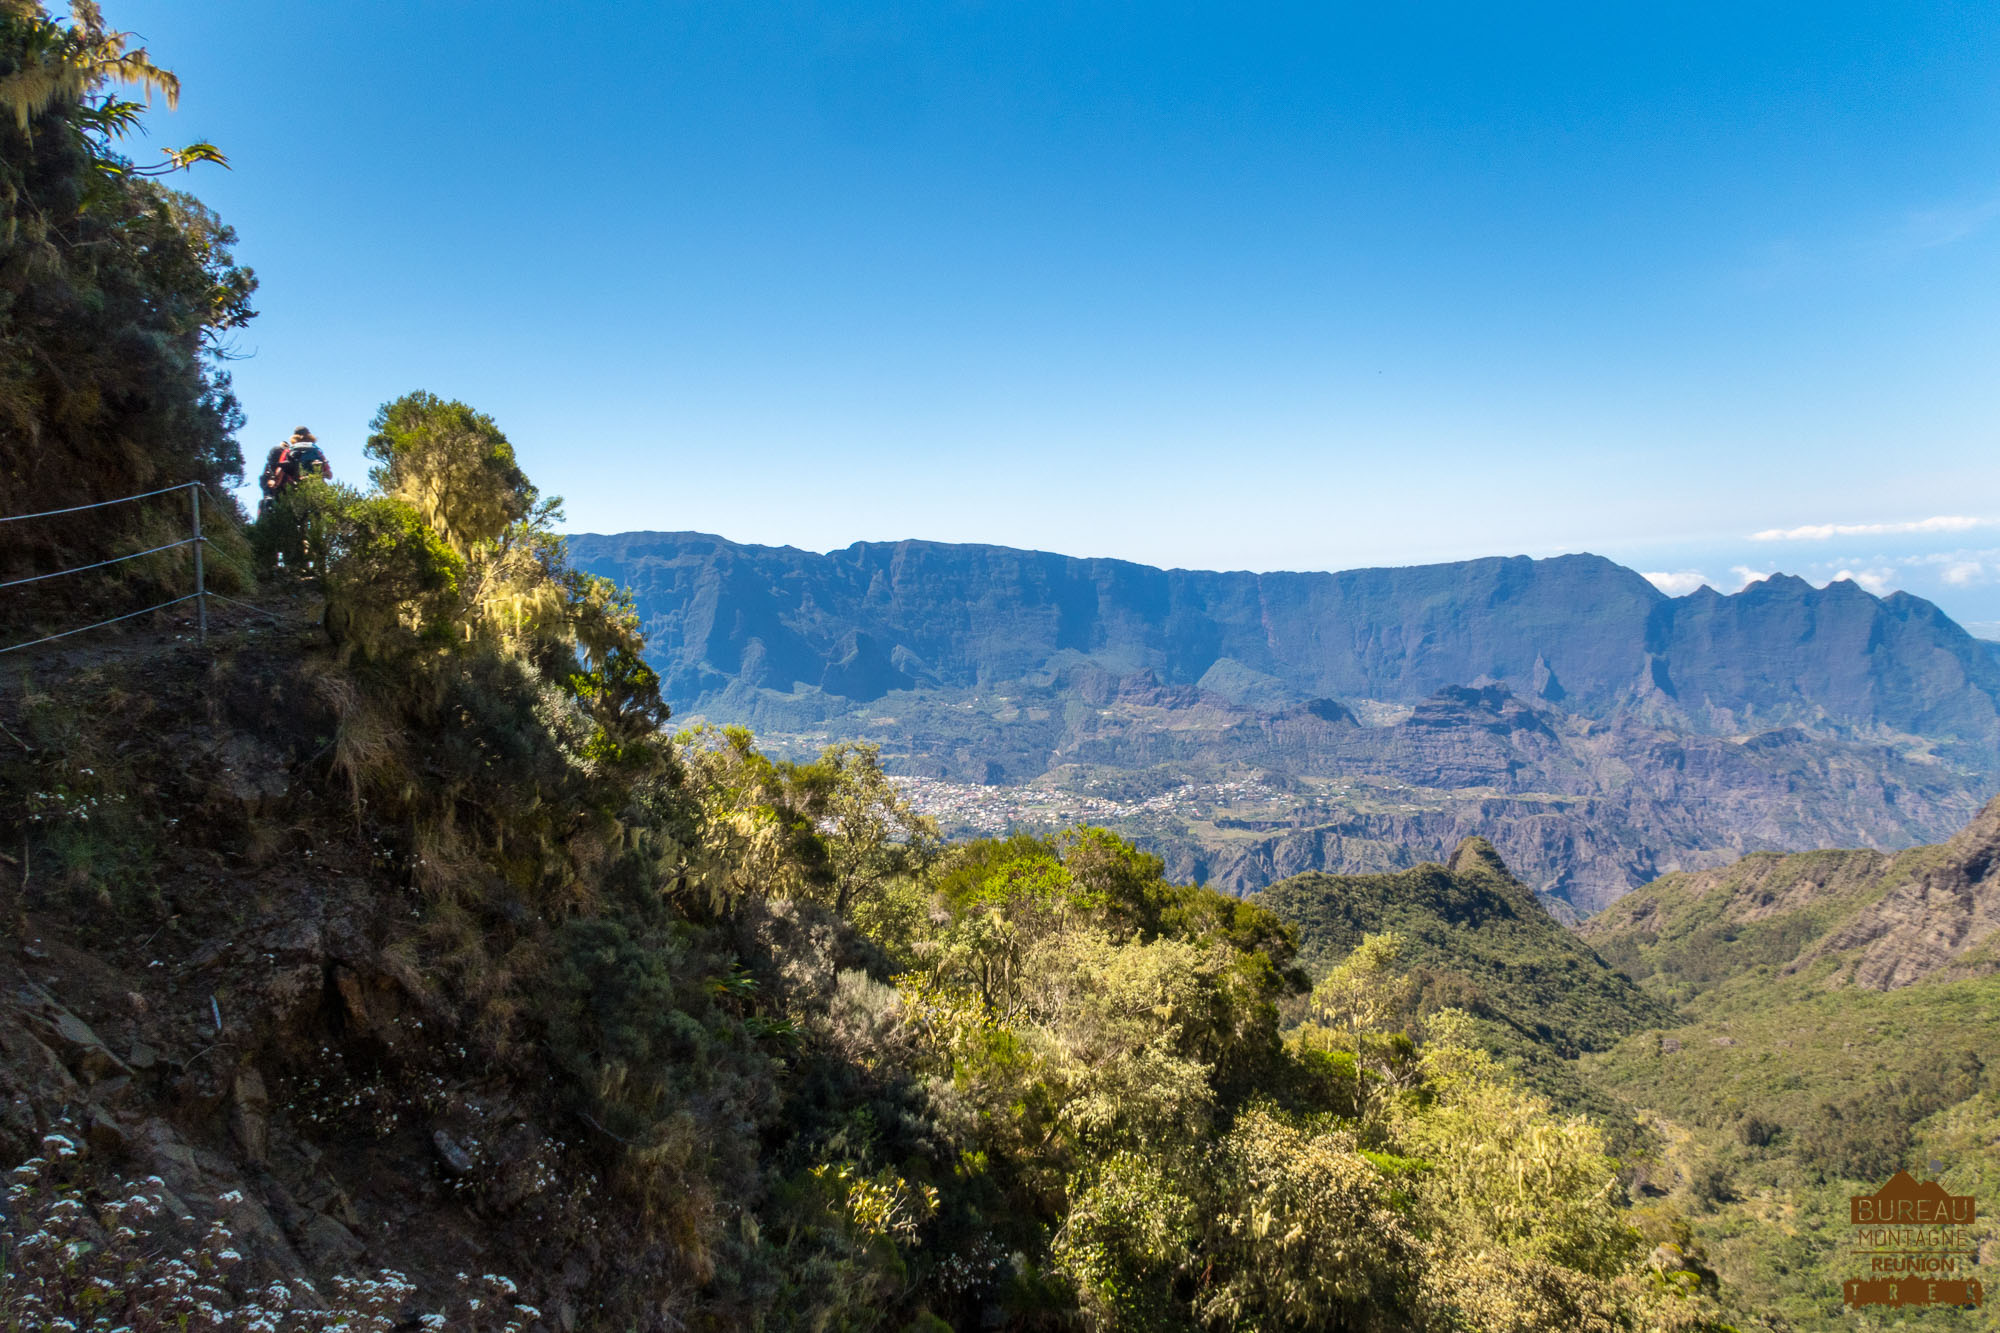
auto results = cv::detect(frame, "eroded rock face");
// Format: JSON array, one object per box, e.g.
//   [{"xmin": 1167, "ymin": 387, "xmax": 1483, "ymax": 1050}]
[
  {"xmin": 1584, "ymin": 793, "xmax": 2000, "ymax": 994},
  {"xmin": 570, "ymin": 533, "xmax": 2000, "ymax": 753},
  {"xmin": 571, "ymin": 532, "xmax": 2000, "ymax": 910},
  {"xmin": 1792, "ymin": 795, "xmax": 2000, "ymax": 990}
]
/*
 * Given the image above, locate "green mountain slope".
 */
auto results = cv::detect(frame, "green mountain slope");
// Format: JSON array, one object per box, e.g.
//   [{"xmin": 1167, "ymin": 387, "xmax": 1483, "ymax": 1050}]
[
  {"xmin": 1576, "ymin": 794, "xmax": 2000, "ymax": 1329},
  {"xmin": 1253, "ymin": 840, "xmax": 1673, "ymax": 1120},
  {"xmin": 1256, "ymin": 807, "xmax": 2000, "ymax": 1329},
  {"xmin": 1583, "ymin": 794, "xmax": 2000, "ymax": 1003}
]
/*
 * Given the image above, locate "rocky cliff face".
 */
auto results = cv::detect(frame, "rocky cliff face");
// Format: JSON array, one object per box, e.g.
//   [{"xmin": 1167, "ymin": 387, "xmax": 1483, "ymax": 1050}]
[
  {"xmin": 569, "ymin": 532, "xmax": 2000, "ymax": 756},
  {"xmin": 566, "ymin": 532, "xmax": 2000, "ymax": 907},
  {"xmin": 0, "ymin": 619, "xmax": 671, "ymax": 1330},
  {"xmin": 1581, "ymin": 793, "xmax": 2000, "ymax": 993},
  {"xmin": 1788, "ymin": 796, "xmax": 2000, "ymax": 989}
]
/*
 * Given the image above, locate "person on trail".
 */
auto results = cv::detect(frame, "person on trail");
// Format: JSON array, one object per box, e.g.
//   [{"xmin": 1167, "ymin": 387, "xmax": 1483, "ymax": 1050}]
[{"xmin": 257, "ymin": 427, "xmax": 331, "ymax": 518}]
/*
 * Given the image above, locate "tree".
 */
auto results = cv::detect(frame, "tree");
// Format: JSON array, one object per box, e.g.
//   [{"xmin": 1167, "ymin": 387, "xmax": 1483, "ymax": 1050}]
[
  {"xmin": 1197, "ymin": 1109, "xmax": 1418, "ymax": 1331},
  {"xmin": 365, "ymin": 392, "xmax": 535, "ymax": 554},
  {"xmin": 1309, "ymin": 930, "xmax": 1417, "ymax": 1036},
  {"xmin": 796, "ymin": 743, "xmax": 940, "ymax": 915},
  {"xmin": 0, "ymin": 0, "xmax": 252, "ymax": 601},
  {"xmin": 0, "ymin": 0, "xmax": 220, "ymax": 176}
]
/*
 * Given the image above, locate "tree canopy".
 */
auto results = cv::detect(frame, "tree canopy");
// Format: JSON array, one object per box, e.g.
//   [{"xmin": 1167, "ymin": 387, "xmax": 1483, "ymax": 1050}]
[{"xmin": 0, "ymin": 0, "xmax": 252, "ymax": 599}]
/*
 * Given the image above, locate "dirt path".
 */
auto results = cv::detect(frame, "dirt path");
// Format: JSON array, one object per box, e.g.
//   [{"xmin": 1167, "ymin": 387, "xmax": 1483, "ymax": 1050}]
[{"xmin": 1, "ymin": 584, "xmax": 323, "ymax": 694}]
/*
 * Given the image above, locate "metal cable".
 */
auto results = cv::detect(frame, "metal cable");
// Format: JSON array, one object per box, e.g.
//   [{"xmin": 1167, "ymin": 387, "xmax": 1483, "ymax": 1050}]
[
  {"xmin": 0, "ymin": 595, "xmax": 200, "ymax": 655},
  {"xmin": 203, "ymin": 590, "xmax": 288, "ymax": 623},
  {"xmin": 0, "ymin": 480, "xmax": 198, "ymax": 524},
  {"xmin": 0, "ymin": 537, "xmax": 199, "ymax": 590}
]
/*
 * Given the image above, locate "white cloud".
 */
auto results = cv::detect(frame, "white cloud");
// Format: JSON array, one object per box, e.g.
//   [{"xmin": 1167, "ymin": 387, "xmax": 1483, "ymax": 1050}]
[
  {"xmin": 1642, "ymin": 570, "xmax": 1711, "ymax": 596},
  {"xmin": 1831, "ymin": 568, "xmax": 1896, "ymax": 594},
  {"xmin": 1731, "ymin": 566, "xmax": 1772, "ymax": 590},
  {"xmin": 1943, "ymin": 561, "xmax": 1986, "ymax": 587},
  {"xmin": 1966, "ymin": 621, "xmax": 2000, "ymax": 642},
  {"xmin": 1750, "ymin": 515, "xmax": 1991, "ymax": 542}
]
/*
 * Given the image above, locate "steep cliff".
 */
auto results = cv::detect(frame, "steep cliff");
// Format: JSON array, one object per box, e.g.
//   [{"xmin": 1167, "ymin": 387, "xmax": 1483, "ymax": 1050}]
[
  {"xmin": 568, "ymin": 532, "xmax": 2000, "ymax": 757},
  {"xmin": 566, "ymin": 533, "xmax": 2000, "ymax": 909},
  {"xmin": 1582, "ymin": 792, "xmax": 2000, "ymax": 995}
]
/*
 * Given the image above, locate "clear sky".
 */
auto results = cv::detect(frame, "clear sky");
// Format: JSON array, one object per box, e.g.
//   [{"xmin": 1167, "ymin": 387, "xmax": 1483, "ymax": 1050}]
[{"xmin": 120, "ymin": 1, "xmax": 2000, "ymax": 636}]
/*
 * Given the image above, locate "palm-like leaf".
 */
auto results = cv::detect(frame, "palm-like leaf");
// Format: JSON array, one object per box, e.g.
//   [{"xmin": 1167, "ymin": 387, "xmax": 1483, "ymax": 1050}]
[{"xmin": 0, "ymin": 4, "xmax": 180, "ymax": 132}]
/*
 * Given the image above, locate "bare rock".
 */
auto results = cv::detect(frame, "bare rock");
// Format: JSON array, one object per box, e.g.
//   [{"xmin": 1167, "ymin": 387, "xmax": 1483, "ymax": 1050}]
[
  {"xmin": 432, "ymin": 1128, "xmax": 475, "ymax": 1176},
  {"xmin": 486, "ymin": 1121, "xmax": 554, "ymax": 1210},
  {"xmin": 21, "ymin": 989, "xmax": 129, "ymax": 1085},
  {"xmin": 84, "ymin": 1108, "xmax": 130, "ymax": 1154},
  {"xmin": 299, "ymin": 1212, "xmax": 366, "ymax": 1267},
  {"xmin": 1789, "ymin": 794, "xmax": 2000, "ymax": 990},
  {"xmin": 334, "ymin": 967, "xmax": 373, "ymax": 1030},
  {"xmin": 262, "ymin": 964, "xmax": 323, "ymax": 1017},
  {"xmin": 231, "ymin": 1066, "xmax": 270, "ymax": 1166}
]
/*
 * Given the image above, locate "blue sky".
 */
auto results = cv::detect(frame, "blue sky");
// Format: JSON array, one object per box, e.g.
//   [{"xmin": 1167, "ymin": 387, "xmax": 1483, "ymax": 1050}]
[{"xmin": 120, "ymin": 1, "xmax": 2000, "ymax": 635}]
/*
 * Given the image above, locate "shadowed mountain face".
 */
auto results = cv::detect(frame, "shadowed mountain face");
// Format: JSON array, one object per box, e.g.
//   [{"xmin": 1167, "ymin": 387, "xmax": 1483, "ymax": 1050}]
[
  {"xmin": 570, "ymin": 532, "xmax": 2000, "ymax": 748},
  {"xmin": 569, "ymin": 532, "xmax": 2000, "ymax": 907}
]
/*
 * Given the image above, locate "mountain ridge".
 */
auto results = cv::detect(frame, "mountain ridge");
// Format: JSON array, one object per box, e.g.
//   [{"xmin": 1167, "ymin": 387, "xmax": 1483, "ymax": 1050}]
[
  {"xmin": 569, "ymin": 530, "xmax": 2000, "ymax": 754},
  {"xmin": 568, "ymin": 530, "xmax": 2000, "ymax": 907}
]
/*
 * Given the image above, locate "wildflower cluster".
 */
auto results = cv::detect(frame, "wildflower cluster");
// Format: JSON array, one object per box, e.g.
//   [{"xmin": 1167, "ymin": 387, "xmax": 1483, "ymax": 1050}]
[
  {"xmin": 24, "ymin": 779, "xmax": 124, "ymax": 825},
  {"xmin": 1, "ymin": 1131, "xmax": 534, "ymax": 1331}
]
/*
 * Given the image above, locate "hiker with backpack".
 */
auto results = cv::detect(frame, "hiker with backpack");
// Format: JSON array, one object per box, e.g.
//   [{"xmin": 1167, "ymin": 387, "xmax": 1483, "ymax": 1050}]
[
  {"xmin": 257, "ymin": 427, "xmax": 332, "ymax": 519},
  {"xmin": 253, "ymin": 427, "xmax": 335, "ymax": 573}
]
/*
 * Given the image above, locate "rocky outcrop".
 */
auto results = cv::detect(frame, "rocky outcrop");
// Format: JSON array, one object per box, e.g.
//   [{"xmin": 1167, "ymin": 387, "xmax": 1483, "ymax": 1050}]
[
  {"xmin": 1582, "ymin": 793, "xmax": 2000, "ymax": 993},
  {"xmin": 1788, "ymin": 795, "xmax": 2000, "ymax": 989}
]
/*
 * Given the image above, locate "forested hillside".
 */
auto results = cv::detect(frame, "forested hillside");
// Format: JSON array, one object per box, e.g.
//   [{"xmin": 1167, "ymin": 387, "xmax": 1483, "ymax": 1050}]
[
  {"xmin": 1253, "ymin": 842, "xmax": 1673, "ymax": 1120},
  {"xmin": 0, "ymin": 404, "xmax": 1741, "ymax": 1328}
]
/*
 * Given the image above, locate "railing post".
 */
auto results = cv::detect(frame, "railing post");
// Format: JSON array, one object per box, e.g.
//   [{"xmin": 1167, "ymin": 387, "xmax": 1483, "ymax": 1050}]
[{"xmin": 190, "ymin": 482, "xmax": 207, "ymax": 645}]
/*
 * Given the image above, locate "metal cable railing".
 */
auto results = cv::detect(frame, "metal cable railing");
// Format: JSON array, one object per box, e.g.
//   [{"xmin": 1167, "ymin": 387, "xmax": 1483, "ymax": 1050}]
[
  {"xmin": 0, "ymin": 481, "xmax": 211, "ymax": 524},
  {"xmin": 0, "ymin": 595, "xmax": 203, "ymax": 655},
  {"xmin": 0, "ymin": 537, "xmax": 200, "ymax": 590},
  {"xmin": 0, "ymin": 481, "xmax": 212, "ymax": 655}
]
